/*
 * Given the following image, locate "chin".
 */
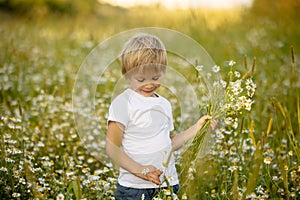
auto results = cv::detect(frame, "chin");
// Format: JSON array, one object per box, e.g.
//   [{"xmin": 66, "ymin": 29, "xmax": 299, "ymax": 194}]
[{"xmin": 142, "ymin": 92, "xmax": 153, "ymax": 97}]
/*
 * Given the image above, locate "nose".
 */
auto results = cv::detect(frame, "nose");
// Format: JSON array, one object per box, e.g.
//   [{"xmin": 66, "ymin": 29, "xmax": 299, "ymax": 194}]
[
  {"xmin": 143, "ymin": 82, "xmax": 155, "ymax": 89},
  {"xmin": 142, "ymin": 78, "xmax": 156, "ymax": 85}
]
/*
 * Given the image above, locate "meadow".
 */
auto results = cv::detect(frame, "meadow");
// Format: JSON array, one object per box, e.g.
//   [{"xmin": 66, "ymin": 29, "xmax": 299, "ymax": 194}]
[{"xmin": 0, "ymin": 1, "xmax": 300, "ymax": 199}]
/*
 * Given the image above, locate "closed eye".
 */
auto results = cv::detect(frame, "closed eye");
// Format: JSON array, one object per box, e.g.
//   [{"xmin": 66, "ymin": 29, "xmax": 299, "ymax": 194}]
[
  {"xmin": 136, "ymin": 78, "xmax": 145, "ymax": 82},
  {"xmin": 152, "ymin": 76, "xmax": 160, "ymax": 81}
]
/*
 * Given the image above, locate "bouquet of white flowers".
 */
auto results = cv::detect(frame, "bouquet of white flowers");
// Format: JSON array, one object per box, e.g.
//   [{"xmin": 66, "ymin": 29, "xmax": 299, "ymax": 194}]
[{"xmin": 179, "ymin": 59, "xmax": 256, "ymax": 197}]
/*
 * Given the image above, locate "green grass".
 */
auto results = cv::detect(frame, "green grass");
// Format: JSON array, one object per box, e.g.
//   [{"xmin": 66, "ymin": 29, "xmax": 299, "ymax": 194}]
[{"xmin": 0, "ymin": 2, "xmax": 299, "ymax": 199}]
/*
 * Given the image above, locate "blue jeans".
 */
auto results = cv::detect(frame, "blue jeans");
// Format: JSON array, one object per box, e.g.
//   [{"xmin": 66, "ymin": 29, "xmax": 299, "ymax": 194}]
[{"xmin": 114, "ymin": 183, "xmax": 179, "ymax": 200}]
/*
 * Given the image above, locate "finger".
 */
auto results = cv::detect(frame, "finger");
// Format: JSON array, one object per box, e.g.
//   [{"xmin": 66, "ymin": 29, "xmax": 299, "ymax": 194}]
[
  {"xmin": 152, "ymin": 178, "xmax": 161, "ymax": 185},
  {"xmin": 147, "ymin": 172, "xmax": 161, "ymax": 185},
  {"xmin": 153, "ymin": 169, "xmax": 163, "ymax": 176},
  {"xmin": 152, "ymin": 177, "xmax": 161, "ymax": 185},
  {"xmin": 148, "ymin": 171, "xmax": 161, "ymax": 179},
  {"xmin": 147, "ymin": 171, "xmax": 159, "ymax": 178},
  {"xmin": 211, "ymin": 120, "xmax": 218, "ymax": 129},
  {"xmin": 202, "ymin": 115, "xmax": 210, "ymax": 120},
  {"xmin": 197, "ymin": 116, "xmax": 212, "ymax": 129}
]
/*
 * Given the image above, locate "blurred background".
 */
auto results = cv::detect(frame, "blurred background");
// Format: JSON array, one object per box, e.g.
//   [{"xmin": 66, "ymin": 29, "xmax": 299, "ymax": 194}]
[
  {"xmin": 0, "ymin": 0, "xmax": 300, "ymax": 199},
  {"xmin": 1, "ymin": 0, "xmax": 299, "ymax": 63},
  {"xmin": 1, "ymin": 0, "xmax": 299, "ymax": 126}
]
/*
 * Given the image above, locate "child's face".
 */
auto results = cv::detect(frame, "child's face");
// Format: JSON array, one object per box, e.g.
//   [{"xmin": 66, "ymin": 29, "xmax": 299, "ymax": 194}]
[{"xmin": 129, "ymin": 71, "xmax": 164, "ymax": 97}]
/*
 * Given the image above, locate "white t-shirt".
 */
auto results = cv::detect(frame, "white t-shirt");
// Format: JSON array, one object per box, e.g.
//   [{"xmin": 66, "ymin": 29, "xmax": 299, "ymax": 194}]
[{"xmin": 107, "ymin": 88, "xmax": 179, "ymax": 188}]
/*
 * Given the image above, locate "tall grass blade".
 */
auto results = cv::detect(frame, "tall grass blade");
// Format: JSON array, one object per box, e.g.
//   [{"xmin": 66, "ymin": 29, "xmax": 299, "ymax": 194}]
[
  {"xmin": 266, "ymin": 117, "xmax": 273, "ymax": 135},
  {"xmin": 290, "ymin": 45, "xmax": 295, "ymax": 64},
  {"xmin": 18, "ymin": 98, "xmax": 23, "ymax": 116},
  {"xmin": 232, "ymin": 168, "xmax": 239, "ymax": 200},
  {"xmin": 242, "ymin": 141, "xmax": 262, "ymax": 200},
  {"xmin": 251, "ymin": 57, "xmax": 256, "ymax": 76},
  {"xmin": 244, "ymin": 55, "xmax": 248, "ymax": 70},
  {"xmin": 271, "ymin": 97, "xmax": 287, "ymax": 119},
  {"xmin": 242, "ymin": 57, "xmax": 256, "ymax": 79},
  {"xmin": 271, "ymin": 97, "xmax": 300, "ymax": 162},
  {"xmin": 249, "ymin": 119, "xmax": 256, "ymax": 149},
  {"xmin": 178, "ymin": 120, "xmax": 211, "ymax": 190},
  {"xmin": 67, "ymin": 178, "xmax": 82, "ymax": 200},
  {"xmin": 297, "ymin": 94, "xmax": 300, "ymax": 134}
]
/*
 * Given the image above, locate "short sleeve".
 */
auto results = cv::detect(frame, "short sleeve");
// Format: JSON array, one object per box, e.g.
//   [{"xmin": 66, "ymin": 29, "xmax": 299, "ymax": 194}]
[
  {"xmin": 168, "ymin": 102, "xmax": 174, "ymax": 131},
  {"xmin": 161, "ymin": 98, "xmax": 174, "ymax": 132},
  {"xmin": 107, "ymin": 95, "xmax": 129, "ymax": 128}
]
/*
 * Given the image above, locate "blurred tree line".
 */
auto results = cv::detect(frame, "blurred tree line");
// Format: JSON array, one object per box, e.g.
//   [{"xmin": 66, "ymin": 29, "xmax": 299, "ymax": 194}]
[
  {"xmin": 1, "ymin": 0, "xmax": 300, "ymax": 18},
  {"xmin": 250, "ymin": 0, "xmax": 300, "ymax": 22},
  {"xmin": 0, "ymin": 0, "xmax": 100, "ymax": 15}
]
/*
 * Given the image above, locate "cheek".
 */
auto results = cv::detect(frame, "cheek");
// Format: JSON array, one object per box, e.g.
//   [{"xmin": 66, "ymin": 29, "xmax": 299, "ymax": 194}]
[
  {"xmin": 154, "ymin": 83, "xmax": 161, "ymax": 88},
  {"xmin": 154, "ymin": 80, "xmax": 162, "ymax": 87},
  {"xmin": 131, "ymin": 81, "xmax": 142, "ymax": 90}
]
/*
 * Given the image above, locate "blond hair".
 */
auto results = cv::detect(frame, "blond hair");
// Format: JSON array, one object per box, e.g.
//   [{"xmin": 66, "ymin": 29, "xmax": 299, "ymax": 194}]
[{"xmin": 121, "ymin": 33, "xmax": 167, "ymax": 78}]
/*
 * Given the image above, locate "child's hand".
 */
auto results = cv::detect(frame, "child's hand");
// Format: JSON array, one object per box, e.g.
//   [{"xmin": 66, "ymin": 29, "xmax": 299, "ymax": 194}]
[
  {"xmin": 196, "ymin": 115, "xmax": 212, "ymax": 131},
  {"xmin": 138, "ymin": 165, "xmax": 163, "ymax": 185},
  {"xmin": 197, "ymin": 115, "xmax": 218, "ymax": 131},
  {"xmin": 210, "ymin": 119, "xmax": 218, "ymax": 130}
]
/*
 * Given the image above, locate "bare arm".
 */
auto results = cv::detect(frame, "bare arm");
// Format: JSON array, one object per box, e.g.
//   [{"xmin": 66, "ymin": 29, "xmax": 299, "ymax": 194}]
[
  {"xmin": 171, "ymin": 115, "xmax": 216, "ymax": 151},
  {"xmin": 106, "ymin": 121, "xmax": 162, "ymax": 184}
]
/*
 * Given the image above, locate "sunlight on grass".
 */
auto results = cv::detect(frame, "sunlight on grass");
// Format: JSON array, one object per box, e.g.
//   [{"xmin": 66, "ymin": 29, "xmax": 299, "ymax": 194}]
[{"xmin": 0, "ymin": 1, "xmax": 299, "ymax": 199}]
